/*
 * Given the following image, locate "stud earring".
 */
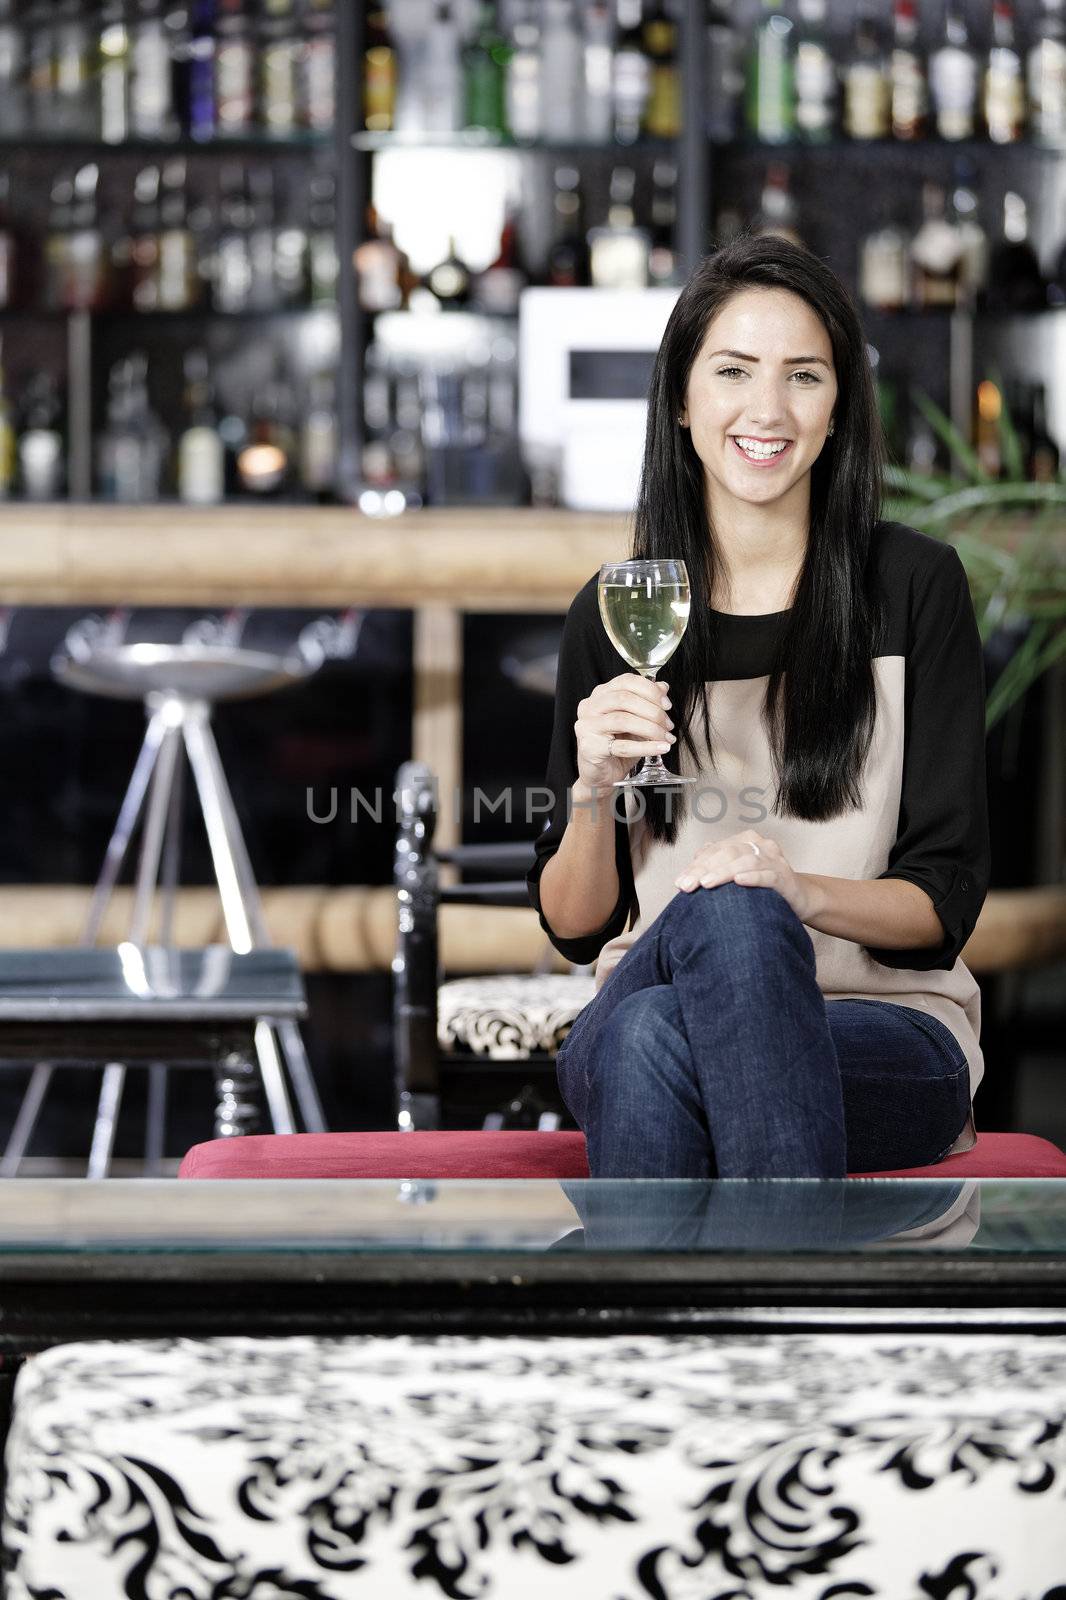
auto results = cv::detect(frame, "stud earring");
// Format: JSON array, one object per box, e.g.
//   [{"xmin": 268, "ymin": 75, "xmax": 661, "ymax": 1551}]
[{"xmin": 827, "ymin": 420, "xmax": 835, "ymax": 436}]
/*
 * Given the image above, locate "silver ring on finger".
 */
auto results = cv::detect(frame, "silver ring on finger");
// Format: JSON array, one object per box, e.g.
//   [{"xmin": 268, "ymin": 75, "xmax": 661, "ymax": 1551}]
[{"xmin": 607, "ymin": 736, "xmax": 616, "ymax": 757}]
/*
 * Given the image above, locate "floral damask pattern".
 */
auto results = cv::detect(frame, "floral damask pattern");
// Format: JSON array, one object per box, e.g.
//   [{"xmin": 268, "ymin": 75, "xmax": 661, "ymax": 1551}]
[
  {"xmin": 4, "ymin": 1332, "xmax": 1066, "ymax": 1599},
  {"xmin": 437, "ymin": 974, "xmax": 595, "ymax": 1059}
]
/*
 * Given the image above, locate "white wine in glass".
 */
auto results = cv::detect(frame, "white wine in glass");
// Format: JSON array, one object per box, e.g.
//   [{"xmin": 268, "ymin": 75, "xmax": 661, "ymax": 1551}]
[{"xmin": 597, "ymin": 558, "xmax": 695, "ymax": 788}]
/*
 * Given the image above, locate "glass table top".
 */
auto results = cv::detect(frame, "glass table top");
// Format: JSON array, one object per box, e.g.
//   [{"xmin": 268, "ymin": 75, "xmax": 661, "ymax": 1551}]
[
  {"xmin": 0, "ymin": 946, "xmax": 306, "ymax": 1021},
  {"xmin": 0, "ymin": 1178, "xmax": 1062, "ymax": 1257}
]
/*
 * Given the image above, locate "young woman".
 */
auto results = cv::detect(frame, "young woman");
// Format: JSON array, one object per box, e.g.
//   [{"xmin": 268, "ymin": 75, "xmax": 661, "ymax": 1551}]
[{"xmin": 528, "ymin": 234, "xmax": 989, "ymax": 1179}]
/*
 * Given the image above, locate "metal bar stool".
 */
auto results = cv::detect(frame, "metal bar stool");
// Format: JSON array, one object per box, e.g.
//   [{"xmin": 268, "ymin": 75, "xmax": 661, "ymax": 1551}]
[{"xmin": 2, "ymin": 640, "xmax": 327, "ymax": 1176}]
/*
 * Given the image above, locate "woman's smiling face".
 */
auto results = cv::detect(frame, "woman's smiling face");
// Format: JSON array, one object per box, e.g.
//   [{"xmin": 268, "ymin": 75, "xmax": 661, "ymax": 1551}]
[{"xmin": 680, "ymin": 286, "xmax": 838, "ymax": 519}]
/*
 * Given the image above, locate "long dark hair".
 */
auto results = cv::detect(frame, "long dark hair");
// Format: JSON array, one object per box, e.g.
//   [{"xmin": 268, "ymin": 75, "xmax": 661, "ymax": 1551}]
[{"xmin": 632, "ymin": 233, "xmax": 886, "ymax": 843}]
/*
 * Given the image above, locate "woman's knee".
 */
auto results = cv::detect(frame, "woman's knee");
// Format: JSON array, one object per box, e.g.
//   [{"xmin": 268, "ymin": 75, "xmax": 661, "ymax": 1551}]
[{"xmin": 660, "ymin": 881, "xmax": 813, "ymax": 970}]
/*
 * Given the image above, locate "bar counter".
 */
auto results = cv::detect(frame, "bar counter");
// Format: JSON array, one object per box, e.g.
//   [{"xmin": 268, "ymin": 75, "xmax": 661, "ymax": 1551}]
[{"xmin": 0, "ymin": 505, "xmax": 630, "ymax": 610}]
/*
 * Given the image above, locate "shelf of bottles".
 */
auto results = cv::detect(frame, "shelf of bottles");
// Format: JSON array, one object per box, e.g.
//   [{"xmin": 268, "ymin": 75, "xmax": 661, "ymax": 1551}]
[
  {"xmin": 0, "ymin": 0, "xmax": 342, "ymax": 507},
  {"xmin": 354, "ymin": 0, "xmax": 1066, "ymax": 512},
  {"xmin": 355, "ymin": 0, "xmax": 687, "ymax": 512}
]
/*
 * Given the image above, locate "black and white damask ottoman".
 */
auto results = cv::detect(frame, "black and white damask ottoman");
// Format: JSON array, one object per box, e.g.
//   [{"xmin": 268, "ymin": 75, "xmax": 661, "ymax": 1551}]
[{"xmin": 4, "ymin": 1332, "xmax": 1066, "ymax": 1599}]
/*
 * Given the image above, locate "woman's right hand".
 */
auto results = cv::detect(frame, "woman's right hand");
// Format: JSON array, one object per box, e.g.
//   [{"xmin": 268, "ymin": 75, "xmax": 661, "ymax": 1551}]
[{"xmin": 574, "ymin": 673, "xmax": 675, "ymax": 794}]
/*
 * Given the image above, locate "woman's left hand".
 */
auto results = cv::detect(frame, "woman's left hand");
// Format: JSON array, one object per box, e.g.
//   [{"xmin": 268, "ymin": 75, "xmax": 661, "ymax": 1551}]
[{"xmin": 673, "ymin": 831, "xmax": 820, "ymax": 924}]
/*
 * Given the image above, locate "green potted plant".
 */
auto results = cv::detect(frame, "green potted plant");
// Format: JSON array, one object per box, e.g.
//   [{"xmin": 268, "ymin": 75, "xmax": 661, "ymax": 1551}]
[{"xmin": 882, "ymin": 387, "xmax": 1066, "ymax": 731}]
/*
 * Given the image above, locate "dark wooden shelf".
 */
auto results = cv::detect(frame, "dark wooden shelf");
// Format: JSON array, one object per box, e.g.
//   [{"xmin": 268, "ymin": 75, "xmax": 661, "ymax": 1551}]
[{"xmin": 0, "ymin": 131, "xmax": 330, "ymax": 155}]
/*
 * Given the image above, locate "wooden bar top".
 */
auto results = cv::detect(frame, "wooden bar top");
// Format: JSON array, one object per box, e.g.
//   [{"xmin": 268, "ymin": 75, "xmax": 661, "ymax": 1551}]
[{"xmin": 0, "ymin": 504, "xmax": 631, "ymax": 611}]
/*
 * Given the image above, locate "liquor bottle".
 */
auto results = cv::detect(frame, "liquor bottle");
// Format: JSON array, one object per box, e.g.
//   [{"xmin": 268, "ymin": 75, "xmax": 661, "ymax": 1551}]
[
  {"xmin": 215, "ymin": 0, "xmax": 255, "ymax": 134},
  {"xmin": 177, "ymin": 349, "xmax": 225, "ymax": 504},
  {"xmin": 390, "ymin": 358, "xmax": 426, "ymax": 489},
  {"xmin": 909, "ymin": 181, "xmax": 961, "ymax": 309},
  {"xmin": 308, "ymin": 172, "xmax": 339, "ymax": 305},
  {"xmin": 261, "ymin": 0, "xmax": 301, "ymax": 136},
  {"xmin": 472, "ymin": 201, "xmax": 529, "ymax": 314},
  {"xmin": 1028, "ymin": 0, "xmax": 1066, "ymax": 148},
  {"xmin": 860, "ymin": 214, "xmax": 910, "ymax": 310},
  {"xmin": 54, "ymin": 0, "xmax": 93, "ymax": 137},
  {"xmin": 24, "ymin": 1, "xmax": 55, "ymax": 133},
  {"xmin": 236, "ymin": 356, "xmax": 296, "ymax": 494},
  {"xmin": 157, "ymin": 158, "xmax": 199, "ymax": 310},
  {"xmin": 643, "ymin": 0, "xmax": 681, "ymax": 138},
  {"xmin": 130, "ymin": 0, "xmax": 174, "ymax": 138},
  {"xmin": 843, "ymin": 2, "xmax": 890, "ymax": 140},
  {"xmin": 64, "ymin": 163, "xmax": 110, "ymax": 312},
  {"xmin": 974, "ymin": 378, "xmax": 1002, "ymax": 479},
  {"xmin": 426, "ymin": 235, "xmax": 471, "ymax": 306},
  {"xmin": 301, "ymin": 0, "xmax": 335, "ymax": 133},
  {"xmin": 360, "ymin": 342, "xmax": 395, "ymax": 489},
  {"xmin": 985, "ymin": 191, "xmax": 1046, "ymax": 312},
  {"xmin": 747, "ymin": 0, "xmax": 794, "ymax": 145},
  {"xmin": 486, "ymin": 335, "xmax": 517, "ymax": 446},
  {"xmin": 542, "ymin": 0, "xmax": 583, "ymax": 141},
  {"xmin": 753, "ymin": 161, "xmax": 802, "ymax": 244},
  {"xmin": 950, "ymin": 163, "xmax": 988, "ymax": 305},
  {"xmin": 794, "ymin": 0, "xmax": 836, "ymax": 144},
  {"xmin": 44, "ymin": 172, "xmax": 75, "ymax": 312},
  {"xmin": 506, "ymin": 2, "xmax": 542, "ymax": 142},
  {"xmin": 582, "ymin": 1, "xmax": 614, "ymax": 144},
  {"xmin": 355, "ymin": 204, "xmax": 405, "ymax": 312},
  {"xmin": 0, "ymin": 173, "xmax": 15, "ymax": 310},
  {"xmin": 706, "ymin": 1, "xmax": 743, "ymax": 143},
  {"xmin": 422, "ymin": 2, "xmax": 463, "ymax": 134},
  {"xmin": 186, "ymin": 0, "xmax": 217, "ymax": 139},
  {"xmin": 97, "ymin": 353, "xmax": 167, "ymax": 502},
  {"xmin": 588, "ymin": 165, "xmax": 650, "ymax": 287},
  {"xmin": 0, "ymin": 337, "xmax": 15, "ymax": 499},
  {"xmin": 464, "ymin": 0, "xmax": 510, "ymax": 134},
  {"xmin": 213, "ymin": 164, "xmax": 254, "ymax": 311},
  {"xmin": 273, "ymin": 210, "xmax": 308, "ymax": 308},
  {"xmin": 247, "ymin": 166, "xmax": 278, "ymax": 309},
  {"xmin": 890, "ymin": 0, "xmax": 927, "ymax": 140},
  {"xmin": 99, "ymin": 0, "xmax": 131, "ymax": 144},
  {"xmin": 299, "ymin": 371, "xmax": 338, "ymax": 500},
  {"xmin": 613, "ymin": 0, "xmax": 651, "ymax": 145},
  {"xmin": 363, "ymin": 3, "xmax": 397, "ymax": 132},
  {"xmin": 984, "ymin": 0, "xmax": 1026, "ymax": 144},
  {"xmin": 1026, "ymin": 384, "xmax": 1060, "ymax": 481},
  {"xmin": 648, "ymin": 158, "xmax": 678, "ymax": 285},
  {"xmin": 546, "ymin": 164, "xmax": 589, "ymax": 286},
  {"xmin": 929, "ymin": 1, "xmax": 978, "ymax": 141},
  {"xmin": 125, "ymin": 164, "xmax": 162, "ymax": 311},
  {"xmin": 18, "ymin": 374, "xmax": 65, "ymax": 501},
  {"xmin": 0, "ymin": 0, "xmax": 26, "ymax": 137}
]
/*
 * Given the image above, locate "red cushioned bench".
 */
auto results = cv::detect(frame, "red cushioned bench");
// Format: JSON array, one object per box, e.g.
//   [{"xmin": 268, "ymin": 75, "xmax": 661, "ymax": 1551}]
[{"xmin": 178, "ymin": 1129, "xmax": 1066, "ymax": 1181}]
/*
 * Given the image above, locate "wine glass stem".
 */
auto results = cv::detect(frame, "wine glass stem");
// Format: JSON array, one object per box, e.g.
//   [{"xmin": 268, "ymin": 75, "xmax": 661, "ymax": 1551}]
[{"xmin": 639, "ymin": 667, "xmax": 663, "ymax": 777}]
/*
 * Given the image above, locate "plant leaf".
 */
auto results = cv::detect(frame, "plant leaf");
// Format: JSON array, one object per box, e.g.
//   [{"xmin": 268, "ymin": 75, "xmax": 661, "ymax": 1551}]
[
  {"xmin": 985, "ymin": 624, "xmax": 1066, "ymax": 730},
  {"xmin": 912, "ymin": 389, "xmax": 988, "ymax": 482}
]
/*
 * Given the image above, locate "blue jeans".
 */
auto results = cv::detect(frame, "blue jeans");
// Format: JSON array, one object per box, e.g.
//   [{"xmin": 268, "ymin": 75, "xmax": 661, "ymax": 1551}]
[{"xmin": 555, "ymin": 882, "xmax": 972, "ymax": 1178}]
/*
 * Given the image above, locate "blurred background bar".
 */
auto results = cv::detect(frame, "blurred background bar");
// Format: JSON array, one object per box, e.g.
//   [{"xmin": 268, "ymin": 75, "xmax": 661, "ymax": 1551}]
[{"xmin": 0, "ymin": 0, "xmax": 1062, "ymax": 1162}]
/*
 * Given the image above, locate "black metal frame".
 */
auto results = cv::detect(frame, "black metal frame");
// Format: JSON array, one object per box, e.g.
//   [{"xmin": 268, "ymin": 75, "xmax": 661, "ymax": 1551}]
[{"xmin": 392, "ymin": 760, "xmax": 572, "ymax": 1131}]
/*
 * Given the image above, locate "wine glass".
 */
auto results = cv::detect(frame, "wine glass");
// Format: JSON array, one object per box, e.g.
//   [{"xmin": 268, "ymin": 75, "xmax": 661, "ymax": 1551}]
[{"xmin": 597, "ymin": 558, "xmax": 695, "ymax": 788}]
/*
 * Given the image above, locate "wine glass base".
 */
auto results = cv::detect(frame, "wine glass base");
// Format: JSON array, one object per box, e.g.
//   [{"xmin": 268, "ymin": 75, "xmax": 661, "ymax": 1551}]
[{"xmin": 613, "ymin": 772, "xmax": 698, "ymax": 788}]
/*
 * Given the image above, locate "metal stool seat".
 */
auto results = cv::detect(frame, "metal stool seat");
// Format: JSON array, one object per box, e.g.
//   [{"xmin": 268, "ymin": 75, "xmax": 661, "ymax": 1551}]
[
  {"xmin": 53, "ymin": 643, "xmax": 311, "ymax": 703},
  {"xmin": 4, "ymin": 641, "xmax": 327, "ymax": 1175}
]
